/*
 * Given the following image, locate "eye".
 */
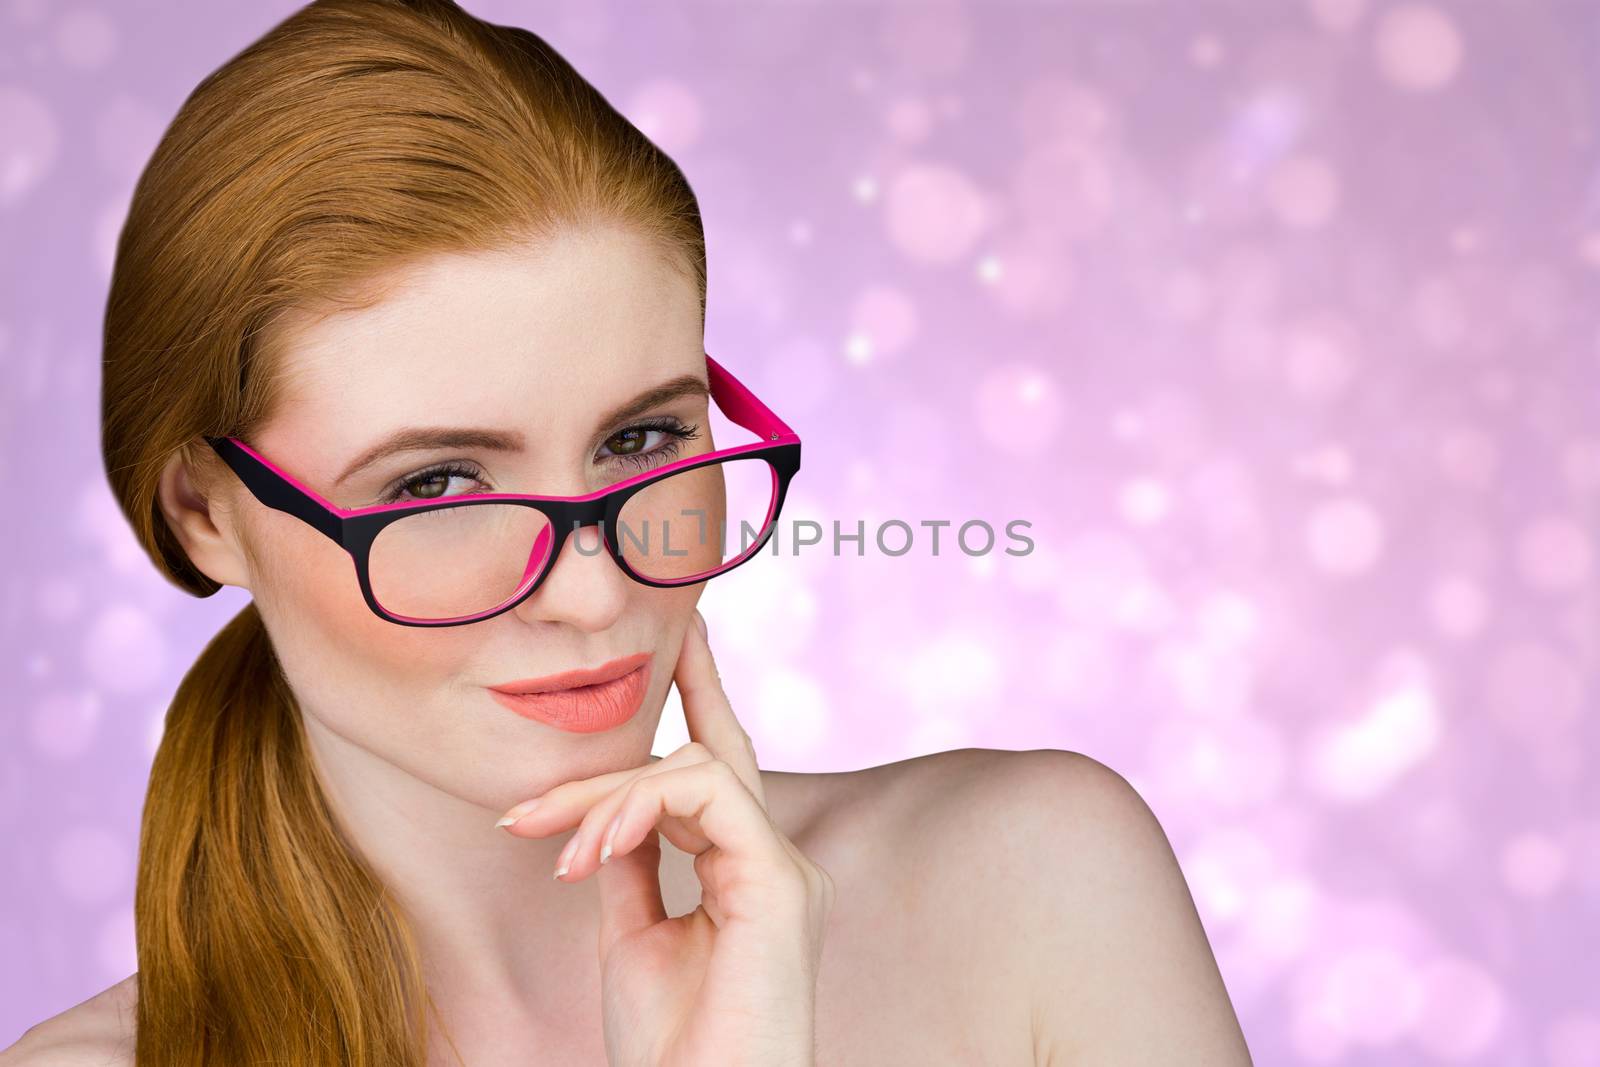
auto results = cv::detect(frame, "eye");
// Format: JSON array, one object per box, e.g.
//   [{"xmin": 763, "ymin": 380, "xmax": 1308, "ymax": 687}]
[
  {"xmin": 378, "ymin": 460, "xmax": 488, "ymax": 504},
  {"xmin": 600, "ymin": 418, "xmax": 702, "ymax": 470}
]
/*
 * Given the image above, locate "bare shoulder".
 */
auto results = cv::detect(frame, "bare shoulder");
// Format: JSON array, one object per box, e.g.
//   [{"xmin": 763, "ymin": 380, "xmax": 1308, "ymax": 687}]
[
  {"xmin": 0, "ymin": 974, "xmax": 137, "ymax": 1067},
  {"xmin": 916, "ymin": 748, "xmax": 1253, "ymax": 1066},
  {"xmin": 759, "ymin": 745, "xmax": 1007, "ymax": 836},
  {"xmin": 785, "ymin": 749, "xmax": 1252, "ymax": 1066},
  {"xmin": 757, "ymin": 750, "xmax": 1038, "ymax": 1062}
]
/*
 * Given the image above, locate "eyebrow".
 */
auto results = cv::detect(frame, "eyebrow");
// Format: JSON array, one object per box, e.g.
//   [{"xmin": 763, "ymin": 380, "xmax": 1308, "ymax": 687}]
[{"xmin": 334, "ymin": 373, "xmax": 711, "ymax": 487}]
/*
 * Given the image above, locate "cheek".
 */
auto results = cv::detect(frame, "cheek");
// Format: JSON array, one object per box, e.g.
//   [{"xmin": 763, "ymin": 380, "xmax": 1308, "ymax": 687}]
[{"xmin": 249, "ymin": 521, "xmax": 466, "ymax": 724}]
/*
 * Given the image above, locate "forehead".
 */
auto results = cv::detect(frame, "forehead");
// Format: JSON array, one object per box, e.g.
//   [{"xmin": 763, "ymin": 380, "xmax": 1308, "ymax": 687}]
[{"xmin": 259, "ymin": 226, "xmax": 702, "ymax": 467}]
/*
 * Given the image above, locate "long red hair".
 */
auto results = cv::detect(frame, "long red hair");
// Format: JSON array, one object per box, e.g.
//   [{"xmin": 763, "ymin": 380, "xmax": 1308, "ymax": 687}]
[{"xmin": 101, "ymin": 2, "xmax": 706, "ymax": 1061}]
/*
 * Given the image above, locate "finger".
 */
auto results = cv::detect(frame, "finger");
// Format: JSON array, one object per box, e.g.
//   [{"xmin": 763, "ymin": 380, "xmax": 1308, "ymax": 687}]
[
  {"xmin": 598, "ymin": 764, "xmax": 790, "ymax": 889},
  {"xmin": 676, "ymin": 609, "xmax": 765, "ymax": 807},
  {"xmin": 551, "ymin": 742, "xmax": 717, "ymax": 877},
  {"xmin": 594, "ymin": 823, "xmax": 667, "ymax": 955},
  {"xmin": 495, "ymin": 753, "xmax": 664, "ymax": 831},
  {"xmin": 593, "ymin": 760, "xmax": 798, "ymax": 904}
]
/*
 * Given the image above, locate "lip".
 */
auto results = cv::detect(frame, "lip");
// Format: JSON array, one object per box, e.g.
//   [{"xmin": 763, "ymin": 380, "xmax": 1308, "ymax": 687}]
[
  {"xmin": 488, "ymin": 652, "xmax": 653, "ymax": 733},
  {"xmin": 490, "ymin": 651, "xmax": 654, "ymax": 695}
]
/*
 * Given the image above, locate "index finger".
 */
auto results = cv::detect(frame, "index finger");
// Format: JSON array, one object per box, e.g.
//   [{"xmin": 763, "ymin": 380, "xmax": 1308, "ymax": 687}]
[{"xmin": 675, "ymin": 609, "xmax": 765, "ymax": 808}]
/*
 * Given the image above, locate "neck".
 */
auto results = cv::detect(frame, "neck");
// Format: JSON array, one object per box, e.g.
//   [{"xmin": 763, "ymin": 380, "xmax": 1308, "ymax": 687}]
[{"xmin": 297, "ymin": 710, "xmax": 611, "ymax": 1021}]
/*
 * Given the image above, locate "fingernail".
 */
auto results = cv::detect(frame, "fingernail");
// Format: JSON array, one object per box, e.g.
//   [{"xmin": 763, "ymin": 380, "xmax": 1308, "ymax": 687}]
[
  {"xmin": 600, "ymin": 813, "xmax": 621, "ymax": 864},
  {"xmin": 495, "ymin": 798, "xmax": 540, "ymax": 828},
  {"xmin": 553, "ymin": 832, "xmax": 578, "ymax": 879}
]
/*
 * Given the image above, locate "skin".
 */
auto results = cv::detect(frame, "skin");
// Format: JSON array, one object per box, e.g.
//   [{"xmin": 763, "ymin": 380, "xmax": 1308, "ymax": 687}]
[{"xmin": 2, "ymin": 226, "xmax": 1254, "ymax": 1065}]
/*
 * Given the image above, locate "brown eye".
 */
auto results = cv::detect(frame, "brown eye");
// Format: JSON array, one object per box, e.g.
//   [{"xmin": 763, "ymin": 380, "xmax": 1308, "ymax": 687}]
[
  {"xmin": 379, "ymin": 461, "xmax": 488, "ymax": 505},
  {"xmin": 607, "ymin": 427, "xmax": 648, "ymax": 456},
  {"xmin": 405, "ymin": 473, "xmax": 448, "ymax": 499}
]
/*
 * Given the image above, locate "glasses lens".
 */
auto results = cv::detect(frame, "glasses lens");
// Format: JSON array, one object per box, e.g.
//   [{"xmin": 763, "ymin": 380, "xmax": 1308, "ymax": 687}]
[
  {"xmin": 368, "ymin": 503, "xmax": 554, "ymax": 621},
  {"xmin": 617, "ymin": 455, "xmax": 779, "ymax": 583}
]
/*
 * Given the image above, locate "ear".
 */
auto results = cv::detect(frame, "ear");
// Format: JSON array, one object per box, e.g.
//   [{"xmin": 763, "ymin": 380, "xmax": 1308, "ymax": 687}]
[{"xmin": 156, "ymin": 443, "xmax": 254, "ymax": 591}]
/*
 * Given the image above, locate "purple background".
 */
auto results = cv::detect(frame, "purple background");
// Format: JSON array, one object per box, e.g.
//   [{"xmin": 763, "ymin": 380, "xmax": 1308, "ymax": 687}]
[{"xmin": 3, "ymin": 0, "xmax": 1597, "ymax": 1061}]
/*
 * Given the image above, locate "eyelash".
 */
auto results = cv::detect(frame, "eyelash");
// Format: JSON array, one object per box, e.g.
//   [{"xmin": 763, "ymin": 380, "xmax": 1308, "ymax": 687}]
[{"xmin": 376, "ymin": 417, "xmax": 703, "ymax": 504}]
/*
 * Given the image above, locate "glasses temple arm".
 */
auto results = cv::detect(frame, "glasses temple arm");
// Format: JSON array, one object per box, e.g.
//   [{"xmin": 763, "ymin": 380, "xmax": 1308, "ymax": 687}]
[
  {"xmin": 705, "ymin": 352, "xmax": 797, "ymax": 441},
  {"xmin": 204, "ymin": 436, "xmax": 346, "ymax": 545}
]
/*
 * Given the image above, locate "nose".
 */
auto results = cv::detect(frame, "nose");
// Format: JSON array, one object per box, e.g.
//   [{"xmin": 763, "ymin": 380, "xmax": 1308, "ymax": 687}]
[{"xmin": 508, "ymin": 519, "xmax": 631, "ymax": 631}]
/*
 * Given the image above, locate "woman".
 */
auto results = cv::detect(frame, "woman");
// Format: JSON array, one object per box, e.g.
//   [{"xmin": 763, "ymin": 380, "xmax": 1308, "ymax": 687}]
[{"xmin": 4, "ymin": 0, "xmax": 1252, "ymax": 1063}]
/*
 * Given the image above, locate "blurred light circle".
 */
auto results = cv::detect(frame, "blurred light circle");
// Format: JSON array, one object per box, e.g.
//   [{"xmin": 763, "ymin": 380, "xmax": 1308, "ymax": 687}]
[
  {"xmin": 29, "ymin": 690, "xmax": 102, "ymax": 759},
  {"xmin": 1306, "ymin": 496, "xmax": 1386, "ymax": 575},
  {"xmin": 1160, "ymin": 268, "xmax": 1212, "ymax": 320},
  {"xmin": 1562, "ymin": 437, "xmax": 1600, "ymax": 493},
  {"xmin": 1309, "ymin": 675, "xmax": 1439, "ymax": 801},
  {"xmin": 1426, "ymin": 575, "xmax": 1489, "ymax": 639},
  {"xmin": 1322, "ymin": 945, "xmax": 1425, "ymax": 1043},
  {"xmin": 1190, "ymin": 458, "xmax": 1265, "ymax": 550},
  {"xmin": 979, "ymin": 235, "xmax": 1075, "ymax": 318},
  {"xmin": 1267, "ymin": 155, "xmax": 1342, "ymax": 229},
  {"xmin": 1117, "ymin": 477, "xmax": 1171, "ymax": 526},
  {"xmin": 624, "ymin": 78, "xmax": 703, "ymax": 153},
  {"xmin": 1289, "ymin": 998, "xmax": 1347, "ymax": 1062},
  {"xmin": 55, "ymin": 8, "xmax": 116, "ymax": 68},
  {"xmin": 753, "ymin": 668, "xmax": 830, "ymax": 757},
  {"xmin": 36, "ymin": 576, "xmax": 84, "ymax": 623},
  {"xmin": 1196, "ymin": 591, "xmax": 1261, "ymax": 650},
  {"xmin": 1053, "ymin": 530, "xmax": 1147, "ymax": 624},
  {"xmin": 1013, "ymin": 139, "xmax": 1116, "ymax": 241},
  {"xmin": 1547, "ymin": 1014, "xmax": 1600, "ymax": 1067},
  {"xmin": 883, "ymin": 400, "xmax": 953, "ymax": 491},
  {"xmin": 1243, "ymin": 876, "xmax": 1321, "ymax": 963},
  {"xmin": 1284, "ymin": 320, "xmax": 1355, "ymax": 399},
  {"xmin": 899, "ymin": 631, "xmax": 1001, "ymax": 716},
  {"xmin": 1150, "ymin": 633, "xmax": 1253, "ymax": 714},
  {"xmin": 907, "ymin": 711, "xmax": 968, "ymax": 753},
  {"xmin": 1411, "ymin": 956, "xmax": 1505, "ymax": 1059},
  {"xmin": 1187, "ymin": 827, "xmax": 1276, "ymax": 923},
  {"xmin": 83, "ymin": 602, "xmax": 168, "ymax": 695},
  {"xmin": 1435, "ymin": 425, "xmax": 1499, "ymax": 487},
  {"xmin": 1309, "ymin": 0, "xmax": 1369, "ymax": 32},
  {"xmin": 885, "ymin": 95, "xmax": 934, "ymax": 142},
  {"xmin": 0, "ymin": 86, "xmax": 60, "ymax": 205},
  {"xmin": 763, "ymin": 334, "xmax": 833, "ymax": 415},
  {"xmin": 76, "ymin": 481, "xmax": 147, "ymax": 573},
  {"xmin": 884, "ymin": 163, "xmax": 989, "ymax": 264},
  {"xmin": 1410, "ymin": 276, "xmax": 1471, "ymax": 349},
  {"xmin": 51, "ymin": 825, "xmax": 130, "ymax": 904},
  {"xmin": 880, "ymin": 0, "xmax": 970, "ymax": 77},
  {"xmin": 97, "ymin": 906, "xmax": 136, "ymax": 979},
  {"xmin": 974, "ymin": 363, "xmax": 1062, "ymax": 458},
  {"xmin": 1515, "ymin": 514, "xmax": 1594, "ymax": 592},
  {"xmin": 1189, "ymin": 34, "xmax": 1225, "ymax": 69},
  {"xmin": 1292, "ymin": 444, "xmax": 1353, "ymax": 485},
  {"xmin": 1016, "ymin": 74, "xmax": 1114, "ymax": 145},
  {"xmin": 1147, "ymin": 713, "xmax": 1286, "ymax": 809},
  {"xmin": 1483, "ymin": 640, "xmax": 1582, "ymax": 744},
  {"xmin": 1501, "ymin": 831, "xmax": 1568, "ymax": 898},
  {"xmin": 1038, "ymin": 630, "xmax": 1118, "ymax": 706},
  {"xmin": 94, "ymin": 94, "xmax": 162, "ymax": 184},
  {"xmin": 1374, "ymin": 4, "xmax": 1464, "ymax": 92},
  {"xmin": 1141, "ymin": 388, "xmax": 1211, "ymax": 462},
  {"xmin": 849, "ymin": 284, "xmax": 918, "ymax": 359}
]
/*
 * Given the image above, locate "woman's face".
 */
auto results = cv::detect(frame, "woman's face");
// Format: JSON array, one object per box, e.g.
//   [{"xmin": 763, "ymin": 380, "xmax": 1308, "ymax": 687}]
[{"xmin": 216, "ymin": 226, "xmax": 709, "ymax": 807}]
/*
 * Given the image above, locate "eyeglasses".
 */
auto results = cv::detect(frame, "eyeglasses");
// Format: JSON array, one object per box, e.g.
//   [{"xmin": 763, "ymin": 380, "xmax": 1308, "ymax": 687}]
[{"xmin": 205, "ymin": 352, "xmax": 801, "ymax": 627}]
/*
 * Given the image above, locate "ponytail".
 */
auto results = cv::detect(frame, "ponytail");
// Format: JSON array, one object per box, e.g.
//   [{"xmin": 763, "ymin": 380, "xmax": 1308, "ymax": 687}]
[{"xmin": 133, "ymin": 602, "xmax": 445, "ymax": 1065}]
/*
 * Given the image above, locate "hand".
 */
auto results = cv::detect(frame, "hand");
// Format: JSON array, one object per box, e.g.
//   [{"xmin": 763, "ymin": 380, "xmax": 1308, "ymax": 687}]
[{"xmin": 495, "ymin": 609, "xmax": 836, "ymax": 1066}]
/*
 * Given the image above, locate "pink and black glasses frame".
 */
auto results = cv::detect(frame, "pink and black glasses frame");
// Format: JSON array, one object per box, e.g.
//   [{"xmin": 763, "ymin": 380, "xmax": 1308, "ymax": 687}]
[{"xmin": 204, "ymin": 352, "xmax": 801, "ymax": 628}]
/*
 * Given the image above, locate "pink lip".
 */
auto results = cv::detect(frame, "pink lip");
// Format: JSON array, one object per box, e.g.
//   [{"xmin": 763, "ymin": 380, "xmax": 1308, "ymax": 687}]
[{"xmin": 488, "ymin": 652, "xmax": 653, "ymax": 733}]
